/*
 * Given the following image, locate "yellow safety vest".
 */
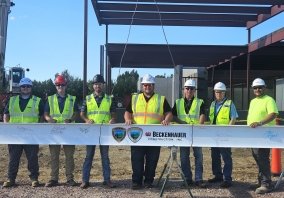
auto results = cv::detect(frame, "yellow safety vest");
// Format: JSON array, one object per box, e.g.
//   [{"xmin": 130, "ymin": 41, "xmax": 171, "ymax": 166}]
[
  {"xmin": 9, "ymin": 95, "xmax": 40, "ymax": 123},
  {"xmin": 209, "ymin": 100, "xmax": 232, "ymax": 125},
  {"xmin": 48, "ymin": 94, "xmax": 75, "ymax": 123},
  {"xmin": 132, "ymin": 93, "xmax": 165, "ymax": 124},
  {"xmin": 86, "ymin": 94, "xmax": 111, "ymax": 124},
  {"xmin": 176, "ymin": 97, "xmax": 203, "ymax": 124}
]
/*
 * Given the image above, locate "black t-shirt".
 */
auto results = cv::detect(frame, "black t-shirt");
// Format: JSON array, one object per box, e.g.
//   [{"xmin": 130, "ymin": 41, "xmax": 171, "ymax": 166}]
[
  {"xmin": 125, "ymin": 93, "xmax": 172, "ymax": 113},
  {"xmin": 172, "ymin": 97, "xmax": 205, "ymax": 116}
]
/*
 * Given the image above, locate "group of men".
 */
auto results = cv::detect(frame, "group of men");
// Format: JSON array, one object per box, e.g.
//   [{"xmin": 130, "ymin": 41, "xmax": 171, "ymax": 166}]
[{"xmin": 2, "ymin": 74, "xmax": 278, "ymax": 195}]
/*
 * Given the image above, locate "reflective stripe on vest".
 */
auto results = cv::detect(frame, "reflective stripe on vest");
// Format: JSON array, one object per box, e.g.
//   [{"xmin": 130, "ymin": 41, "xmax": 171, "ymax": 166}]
[
  {"xmin": 9, "ymin": 95, "xmax": 40, "ymax": 123},
  {"xmin": 86, "ymin": 94, "xmax": 111, "ymax": 123},
  {"xmin": 176, "ymin": 98, "xmax": 203, "ymax": 124},
  {"xmin": 132, "ymin": 93, "xmax": 164, "ymax": 124},
  {"xmin": 209, "ymin": 100, "xmax": 232, "ymax": 125},
  {"xmin": 48, "ymin": 94, "xmax": 75, "ymax": 123}
]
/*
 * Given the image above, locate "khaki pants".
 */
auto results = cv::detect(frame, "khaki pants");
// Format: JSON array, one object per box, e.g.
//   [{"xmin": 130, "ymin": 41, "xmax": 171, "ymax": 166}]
[{"xmin": 49, "ymin": 145, "xmax": 75, "ymax": 181}]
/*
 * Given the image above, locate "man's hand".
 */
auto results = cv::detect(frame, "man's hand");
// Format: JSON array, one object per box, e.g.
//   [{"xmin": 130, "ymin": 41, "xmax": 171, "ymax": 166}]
[
  {"xmin": 86, "ymin": 119, "xmax": 94, "ymax": 124},
  {"xmin": 49, "ymin": 119, "xmax": 57, "ymax": 123},
  {"xmin": 161, "ymin": 120, "xmax": 169, "ymax": 126},
  {"xmin": 109, "ymin": 118, "xmax": 116, "ymax": 124},
  {"xmin": 250, "ymin": 122, "xmax": 261, "ymax": 128},
  {"xmin": 125, "ymin": 119, "xmax": 132, "ymax": 125}
]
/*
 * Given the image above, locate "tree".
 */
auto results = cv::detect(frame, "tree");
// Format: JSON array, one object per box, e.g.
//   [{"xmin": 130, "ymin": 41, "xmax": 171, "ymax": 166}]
[{"xmin": 112, "ymin": 70, "xmax": 139, "ymax": 96}]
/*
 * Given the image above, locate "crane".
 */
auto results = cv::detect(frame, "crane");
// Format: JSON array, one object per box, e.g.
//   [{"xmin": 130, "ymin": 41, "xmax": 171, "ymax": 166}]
[{"xmin": 0, "ymin": 0, "xmax": 14, "ymax": 83}]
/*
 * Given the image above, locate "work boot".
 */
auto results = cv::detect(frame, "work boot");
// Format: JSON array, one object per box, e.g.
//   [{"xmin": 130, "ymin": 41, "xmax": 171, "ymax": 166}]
[
  {"xmin": 31, "ymin": 179, "xmax": 39, "ymax": 187},
  {"xmin": 45, "ymin": 180, "xmax": 58, "ymax": 187},
  {"xmin": 220, "ymin": 181, "xmax": 232, "ymax": 188},
  {"xmin": 80, "ymin": 182, "xmax": 90, "ymax": 189},
  {"xmin": 103, "ymin": 181, "xmax": 116, "ymax": 188},
  {"xmin": 195, "ymin": 180, "xmax": 206, "ymax": 188},
  {"xmin": 66, "ymin": 179, "xmax": 77, "ymax": 186},
  {"xmin": 255, "ymin": 186, "xmax": 273, "ymax": 194},
  {"xmin": 208, "ymin": 177, "xmax": 223, "ymax": 183},
  {"xmin": 131, "ymin": 182, "xmax": 142, "ymax": 190},
  {"xmin": 249, "ymin": 183, "xmax": 261, "ymax": 190},
  {"xmin": 144, "ymin": 181, "xmax": 153, "ymax": 188},
  {"xmin": 3, "ymin": 179, "xmax": 15, "ymax": 187},
  {"xmin": 185, "ymin": 179, "xmax": 193, "ymax": 186}
]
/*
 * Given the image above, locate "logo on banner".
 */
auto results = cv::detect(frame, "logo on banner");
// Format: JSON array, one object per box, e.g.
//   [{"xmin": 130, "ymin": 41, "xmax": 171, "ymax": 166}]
[
  {"xmin": 112, "ymin": 127, "xmax": 126, "ymax": 143},
  {"xmin": 127, "ymin": 127, "xmax": 143, "ymax": 143}
]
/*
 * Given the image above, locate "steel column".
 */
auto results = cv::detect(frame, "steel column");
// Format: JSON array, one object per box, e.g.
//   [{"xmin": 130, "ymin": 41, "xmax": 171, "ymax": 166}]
[
  {"xmin": 105, "ymin": 25, "xmax": 109, "ymax": 94},
  {"xmin": 100, "ymin": 45, "xmax": 104, "ymax": 76},
  {"xmin": 83, "ymin": 0, "xmax": 88, "ymax": 100},
  {"xmin": 212, "ymin": 66, "xmax": 215, "ymax": 100},
  {"xmin": 230, "ymin": 59, "xmax": 233, "ymax": 100},
  {"xmin": 247, "ymin": 29, "xmax": 251, "ymax": 108}
]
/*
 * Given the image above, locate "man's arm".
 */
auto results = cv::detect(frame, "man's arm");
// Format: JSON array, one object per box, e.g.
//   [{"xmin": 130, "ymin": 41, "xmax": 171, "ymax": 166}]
[
  {"xmin": 199, "ymin": 114, "xmax": 205, "ymax": 124},
  {"xmin": 161, "ymin": 111, "xmax": 172, "ymax": 126},
  {"xmin": 80, "ymin": 112, "xmax": 94, "ymax": 124},
  {"xmin": 124, "ymin": 111, "xmax": 133, "ymax": 125},
  {"xmin": 250, "ymin": 113, "xmax": 277, "ymax": 128},
  {"xmin": 173, "ymin": 116, "xmax": 187, "ymax": 124},
  {"xmin": 44, "ymin": 112, "xmax": 57, "ymax": 123},
  {"xmin": 109, "ymin": 112, "xmax": 116, "ymax": 124},
  {"xmin": 3, "ymin": 114, "xmax": 10, "ymax": 123},
  {"xmin": 229, "ymin": 118, "xmax": 236, "ymax": 125}
]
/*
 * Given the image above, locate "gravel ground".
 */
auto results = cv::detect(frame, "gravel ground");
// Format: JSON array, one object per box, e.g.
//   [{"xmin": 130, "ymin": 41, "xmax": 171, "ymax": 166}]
[{"xmin": 1, "ymin": 178, "xmax": 284, "ymax": 197}]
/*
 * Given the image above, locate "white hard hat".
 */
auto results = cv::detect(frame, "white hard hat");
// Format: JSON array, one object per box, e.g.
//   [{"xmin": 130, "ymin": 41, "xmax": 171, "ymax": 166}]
[
  {"xmin": 214, "ymin": 82, "xmax": 226, "ymax": 91},
  {"xmin": 252, "ymin": 78, "xmax": 266, "ymax": 87},
  {"xmin": 19, "ymin": 77, "xmax": 33, "ymax": 86},
  {"xmin": 141, "ymin": 74, "xmax": 155, "ymax": 84},
  {"xmin": 184, "ymin": 79, "xmax": 196, "ymax": 87}
]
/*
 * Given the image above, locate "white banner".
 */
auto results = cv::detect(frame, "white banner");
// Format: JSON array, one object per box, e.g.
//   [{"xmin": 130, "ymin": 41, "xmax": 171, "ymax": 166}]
[{"xmin": 0, "ymin": 123, "xmax": 283, "ymax": 148}]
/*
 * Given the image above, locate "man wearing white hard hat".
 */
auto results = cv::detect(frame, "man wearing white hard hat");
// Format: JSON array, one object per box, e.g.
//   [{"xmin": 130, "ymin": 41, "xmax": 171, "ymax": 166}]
[
  {"xmin": 247, "ymin": 78, "xmax": 278, "ymax": 194},
  {"xmin": 172, "ymin": 79, "xmax": 206, "ymax": 188},
  {"xmin": 208, "ymin": 82, "xmax": 238, "ymax": 188},
  {"xmin": 2, "ymin": 78, "xmax": 45, "ymax": 187},
  {"xmin": 124, "ymin": 74, "xmax": 172, "ymax": 190}
]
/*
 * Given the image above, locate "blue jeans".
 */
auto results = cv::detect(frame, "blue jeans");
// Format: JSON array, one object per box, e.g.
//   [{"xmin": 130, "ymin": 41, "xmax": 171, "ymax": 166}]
[
  {"xmin": 180, "ymin": 147, "xmax": 203, "ymax": 181},
  {"xmin": 82, "ymin": 145, "xmax": 111, "ymax": 182},
  {"xmin": 131, "ymin": 146, "xmax": 161, "ymax": 183},
  {"xmin": 211, "ymin": 147, "xmax": 232, "ymax": 183},
  {"xmin": 8, "ymin": 144, "xmax": 39, "ymax": 180}
]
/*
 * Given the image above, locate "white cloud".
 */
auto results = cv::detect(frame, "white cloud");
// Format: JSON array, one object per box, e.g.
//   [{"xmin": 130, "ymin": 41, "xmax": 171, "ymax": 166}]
[{"xmin": 10, "ymin": 16, "xmax": 15, "ymax": 20}]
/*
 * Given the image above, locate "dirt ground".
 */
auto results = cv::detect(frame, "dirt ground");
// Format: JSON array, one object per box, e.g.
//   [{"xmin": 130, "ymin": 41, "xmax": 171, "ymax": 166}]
[{"xmin": 0, "ymin": 145, "xmax": 284, "ymax": 197}]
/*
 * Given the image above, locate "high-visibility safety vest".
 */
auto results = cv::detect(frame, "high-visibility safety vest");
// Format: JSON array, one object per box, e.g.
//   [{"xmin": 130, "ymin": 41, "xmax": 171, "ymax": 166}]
[
  {"xmin": 86, "ymin": 94, "xmax": 111, "ymax": 124},
  {"xmin": 9, "ymin": 95, "xmax": 40, "ymax": 123},
  {"xmin": 176, "ymin": 97, "xmax": 203, "ymax": 124},
  {"xmin": 209, "ymin": 99, "xmax": 232, "ymax": 125},
  {"xmin": 48, "ymin": 94, "xmax": 75, "ymax": 123},
  {"xmin": 132, "ymin": 93, "xmax": 165, "ymax": 124}
]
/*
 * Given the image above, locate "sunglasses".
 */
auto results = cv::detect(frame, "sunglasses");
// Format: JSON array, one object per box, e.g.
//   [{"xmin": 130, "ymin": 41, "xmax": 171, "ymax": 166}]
[
  {"xmin": 215, "ymin": 91, "xmax": 224, "ymax": 94},
  {"xmin": 20, "ymin": 85, "xmax": 32, "ymax": 88},
  {"xmin": 55, "ymin": 84, "xmax": 66, "ymax": 87},
  {"xmin": 184, "ymin": 87, "xmax": 195, "ymax": 90},
  {"xmin": 143, "ymin": 84, "xmax": 153, "ymax": 87},
  {"xmin": 253, "ymin": 86, "xmax": 263, "ymax": 90}
]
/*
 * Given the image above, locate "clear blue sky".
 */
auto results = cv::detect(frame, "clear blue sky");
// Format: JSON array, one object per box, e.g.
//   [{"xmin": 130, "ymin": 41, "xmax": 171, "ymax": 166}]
[{"xmin": 4, "ymin": 1, "xmax": 284, "ymax": 82}]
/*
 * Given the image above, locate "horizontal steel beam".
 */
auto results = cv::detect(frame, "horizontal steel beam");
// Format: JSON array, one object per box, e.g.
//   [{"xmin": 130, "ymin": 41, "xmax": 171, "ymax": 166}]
[
  {"xmin": 101, "ymin": 11, "xmax": 257, "ymax": 21},
  {"xmin": 98, "ymin": 3, "xmax": 271, "ymax": 14},
  {"xmin": 101, "ymin": 0, "xmax": 284, "ymax": 6},
  {"xmin": 101, "ymin": 18, "xmax": 247, "ymax": 27}
]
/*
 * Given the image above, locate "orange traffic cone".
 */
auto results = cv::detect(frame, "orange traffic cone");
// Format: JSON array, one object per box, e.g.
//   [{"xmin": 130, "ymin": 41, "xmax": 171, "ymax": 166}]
[{"xmin": 271, "ymin": 116, "xmax": 282, "ymax": 176}]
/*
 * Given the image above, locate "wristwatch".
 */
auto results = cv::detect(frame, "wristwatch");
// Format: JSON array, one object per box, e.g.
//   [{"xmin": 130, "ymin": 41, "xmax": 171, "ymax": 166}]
[{"xmin": 258, "ymin": 121, "xmax": 262, "ymax": 126}]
